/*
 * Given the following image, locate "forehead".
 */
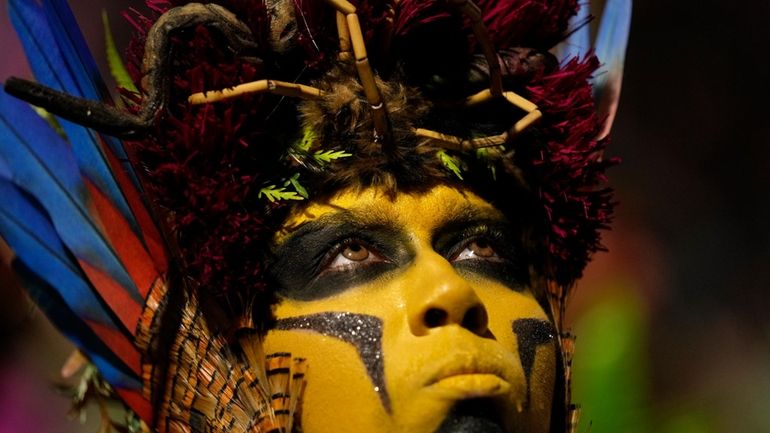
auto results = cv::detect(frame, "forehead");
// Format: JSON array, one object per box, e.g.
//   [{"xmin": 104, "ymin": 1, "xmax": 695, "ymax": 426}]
[{"xmin": 276, "ymin": 185, "xmax": 505, "ymax": 242}]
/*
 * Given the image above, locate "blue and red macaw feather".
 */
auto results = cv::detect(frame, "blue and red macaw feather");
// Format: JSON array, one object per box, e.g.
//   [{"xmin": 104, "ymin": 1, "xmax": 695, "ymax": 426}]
[
  {"xmin": 40, "ymin": 0, "xmax": 146, "ymax": 189},
  {"xmin": 39, "ymin": 0, "xmax": 110, "ymax": 101},
  {"xmin": 12, "ymin": 260, "xmax": 141, "ymax": 390},
  {"xmin": 8, "ymin": 0, "xmax": 141, "ymax": 234},
  {"xmin": 0, "ymin": 92, "xmax": 147, "ymax": 330},
  {"xmin": 14, "ymin": 263, "xmax": 152, "ymax": 424},
  {"xmin": 0, "ymin": 179, "xmax": 122, "ymax": 328},
  {"xmin": 0, "ymin": 179, "xmax": 142, "ymax": 375}
]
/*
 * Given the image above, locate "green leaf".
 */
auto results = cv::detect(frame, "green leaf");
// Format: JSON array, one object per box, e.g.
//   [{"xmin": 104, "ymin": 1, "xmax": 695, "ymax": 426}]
[
  {"xmin": 259, "ymin": 185, "xmax": 305, "ymax": 202},
  {"xmin": 102, "ymin": 11, "xmax": 138, "ymax": 93},
  {"xmin": 295, "ymin": 127, "xmax": 317, "ymax": 152},
  {"xmin": 284, "ymin": 173, "xmax": 309, "ymax": 198},
  {"xmin": 31, "ymin": 106, "xmax": 65, "ymax": 137},
  {"xmin": 437, "ymin": 150, "xmax": 464, "ymax": 180},
  {"xmin": 475, "ymin": 147, "xmax": 502, "ymax": 181},
  {"xmin": 313, "ymin": 149, "xmax": 352, "ymax": 165}
]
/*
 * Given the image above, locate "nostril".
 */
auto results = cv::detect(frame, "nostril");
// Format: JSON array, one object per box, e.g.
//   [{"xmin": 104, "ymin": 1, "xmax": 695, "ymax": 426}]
[
  {"xmin": 424, "ymin": 308, "xmax": 448, "ymax": 328},
  {"xmin": 461, "ymin": 305, "xmax": 488, "ymax": 334}
]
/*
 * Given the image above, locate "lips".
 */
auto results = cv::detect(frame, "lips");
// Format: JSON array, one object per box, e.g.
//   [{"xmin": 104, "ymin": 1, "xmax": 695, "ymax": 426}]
[
  {"xmin": 426, "ymin": 352, "xmax": 509, "ymax": 386},
  {"xmin": 424, "ymin": 353, "xmax": 518, "ymax": 400},
  {"xmin": 429, "ymin": 374, "xmax": 512, "ymax": 399}
]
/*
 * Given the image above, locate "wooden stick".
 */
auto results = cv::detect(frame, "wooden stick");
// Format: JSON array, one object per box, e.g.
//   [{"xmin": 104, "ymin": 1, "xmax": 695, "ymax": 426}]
[
  {"xmin": 336, "ymin": 11, "xmax": 353, "ymax": 61},
  {"xmin": 465, "ymin": 89, "xmax": 540, "ymax": 116},
  {"xmin": 414, "ymin": 128, "xmax": 507, "ymax": 151},
  {"xmin": 510, "ymin": 109, "xmax": 542, "ymax": 135},
  {"xmin": 326, "ymin": 0, "xmax": 356, "ymax": 15},
  {"xmin": 464, "ymin": 88, "xmax": 494, "ymax": 106},
  {"xmin": 415, "ymin": 128, "xmax": 466, "ymax": 151},
  {"xmin": 448, "ymin": 0, "xmax": 503, "ymax": 95},
  {"xmin": 470, "ymin": 132, "xmax": 508, "ymax": 148},
  {"xmin": 346, "ymin": 12, "xmax": 390, "ymax": 142},
  {"xmin": 503, "ymin": 91, "xmax": 539, "ymax": 113},
  {"xmin": 188, "ymin": 80, "xmax": 325, "ymax": 105}
]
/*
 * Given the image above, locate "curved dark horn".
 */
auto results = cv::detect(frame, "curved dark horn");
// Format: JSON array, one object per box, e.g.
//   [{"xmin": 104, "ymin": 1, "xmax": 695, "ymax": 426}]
[{"xmin": 3, "ymin": 3, "xmax": 257, "ymax": 139}]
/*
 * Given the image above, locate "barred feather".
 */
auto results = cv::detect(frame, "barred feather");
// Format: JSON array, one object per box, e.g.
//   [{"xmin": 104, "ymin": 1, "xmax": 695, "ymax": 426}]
[{"xmin": 157, "ymin": 293, "xmax": 305, "ymax": 433}]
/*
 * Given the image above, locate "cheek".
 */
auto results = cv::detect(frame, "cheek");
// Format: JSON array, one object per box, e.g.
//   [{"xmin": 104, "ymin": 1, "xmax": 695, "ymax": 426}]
[
  {"xmin": 527, "ymin": 344, "xmax": 557, "ymax": 425},
  {"xmin": 263, "ymin": 296, "xmax": 398, "ymax": 433},
  {"xmin": 479, "ymin": 285, "xmax": 557, "ymax": 429},
  {"xmin": 263, "ymin": 326, "xmax": 392, "ymax": 433}
]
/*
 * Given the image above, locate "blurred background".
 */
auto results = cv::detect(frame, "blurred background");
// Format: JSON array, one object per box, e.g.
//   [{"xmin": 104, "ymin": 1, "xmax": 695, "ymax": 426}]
[{"xmin": 0, "ymin": 1, "xmax": 768, "ymax": 432}]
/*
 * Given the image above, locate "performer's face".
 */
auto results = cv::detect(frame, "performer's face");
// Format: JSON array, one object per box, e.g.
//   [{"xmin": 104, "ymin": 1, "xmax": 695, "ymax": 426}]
[{"xmin": 265, "ymin": 185, "xmax": 556, "ymax": 433}]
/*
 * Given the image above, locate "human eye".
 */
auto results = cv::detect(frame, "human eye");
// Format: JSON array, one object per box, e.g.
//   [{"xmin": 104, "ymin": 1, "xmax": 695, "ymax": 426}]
[
  {"xmin": 444, "ymin": 224, "xmax": 510, "ymax": 264},
  {"xmin": 442, "ymin": 225, "xmax": 528, "ymax": 289},
  {"xmin": 450, "ymin": 238, "xmax": 505, "ymax": 263},
  {"xmin": 323, "ymin": 239, "xmax": 387, "ymax": 273},
  {"xmin": 270, "ymin": 223, "xmax": 405, "ymax": 301}
]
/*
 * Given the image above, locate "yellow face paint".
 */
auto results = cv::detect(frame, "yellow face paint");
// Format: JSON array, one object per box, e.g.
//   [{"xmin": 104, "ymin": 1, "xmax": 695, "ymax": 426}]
[{"xmin": 264, "ymin": 185, "xmax": 556, "ymax": 433}]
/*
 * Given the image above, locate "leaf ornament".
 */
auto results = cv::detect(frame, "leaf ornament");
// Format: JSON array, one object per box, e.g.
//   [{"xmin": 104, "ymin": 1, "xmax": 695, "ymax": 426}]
[
  {"xmin": 437, "ymin": 150, "xmax": 465, "ymax": 180},
  {"xmin": 312, "ymin": 149, "xmax": 353, "ymax": 165},
  {"xmin": 285, "ymin": 173, "xmax": 309, "ymax": 199},
  {"xmin": 259, "ymin": 184, "xmax": 306, "ymax": 202},
  {"xmin": 103, "ymin": 10, "xmax": 139, "ymax": 94}
]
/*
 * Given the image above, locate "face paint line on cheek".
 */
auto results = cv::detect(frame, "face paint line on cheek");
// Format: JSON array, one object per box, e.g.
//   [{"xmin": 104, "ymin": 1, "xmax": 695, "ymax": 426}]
[
  {"xmin": 274, "ymin": 312, "xmax": 391, "ymax": 412},
  {"xmin": 512, "ymin": 318, "xmax": 556, "ymax": 406}
]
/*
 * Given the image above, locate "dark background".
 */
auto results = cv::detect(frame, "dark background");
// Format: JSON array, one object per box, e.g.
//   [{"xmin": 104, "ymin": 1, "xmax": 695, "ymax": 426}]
[{"xmin": 0, "ymin": 1, "xmax": 768, "ymax": 432}]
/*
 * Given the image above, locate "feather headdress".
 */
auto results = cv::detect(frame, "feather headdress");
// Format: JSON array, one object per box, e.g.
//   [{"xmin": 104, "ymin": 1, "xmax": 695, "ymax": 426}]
[{"xmin": 0, "ymin": 0, "xmax": 631, "ymax": 432}]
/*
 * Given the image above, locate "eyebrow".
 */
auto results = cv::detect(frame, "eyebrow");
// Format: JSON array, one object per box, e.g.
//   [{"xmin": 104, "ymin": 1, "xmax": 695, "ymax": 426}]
[
  {"xmin": 277, "ymin": 201, "xmax": 507, "ymax": 250},
  {"xmin": 274, "ymin": 209, "xmax": 398, "ymax": 250},
  {"xmin": 431, "ymin": 205, "xmax": 510, "ymax": 241}
]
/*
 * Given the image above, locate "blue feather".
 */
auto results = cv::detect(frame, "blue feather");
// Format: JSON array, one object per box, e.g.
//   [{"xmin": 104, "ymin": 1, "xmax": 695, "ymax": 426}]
[
  {"xmin": 559, "ymin": 1, "xmax": 592, "ymax": 62},
  {"xmin": 40, "ymin": 0, "xmax": 109, "ymax": 101},
  {"xmin": 41, "ymin": 0, "xmax": 143, "ymax": 192},
  {"xmin": 14, "ymin": 260, "xmax": 142, "ymax": 390},
  {"xmin": 0, "ymin": 179, "xmax": 122, "ymax": 328},
  {"xmin": 592, "ymin": 0, "xmax": 632, "ymax": 138},
  {"xmin": 0, "ymin": 157, "xmax": 10, "ymax": 179},
  {"xmin": 8, "ymin": 0, "xmax": 140, "ymax": 232},
  {"xmin": 0, "ymin": 92, "xmax": 143, "ymax": 309},
  {"xmin": 593, "ymin": 0, "xmax": 632, "ymax": 101},
  {"xmin": 40, "ymin": 0, "xmax": 140, "ymax": 181}
]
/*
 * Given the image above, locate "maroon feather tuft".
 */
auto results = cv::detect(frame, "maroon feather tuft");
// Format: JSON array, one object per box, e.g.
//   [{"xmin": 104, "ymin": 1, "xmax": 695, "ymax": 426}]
[
  {"xmin": 122, "ymin": 1, "xmax": 286, "ymax": 328},
  {"xmin": 517, "ymin": 55, "xmax": 618, "ymax": 287},
  {"xmin": 476, "ymin": 0, "xmax": 578, "ymax": 49}
]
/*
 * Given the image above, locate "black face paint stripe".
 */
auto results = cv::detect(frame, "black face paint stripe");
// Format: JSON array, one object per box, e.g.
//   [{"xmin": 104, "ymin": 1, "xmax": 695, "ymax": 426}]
[
  {"xmin": 512, "ymin": 318, "xmax": 555, "ymax": 404},
  {"xmin": 274, "ymin": 312, "xmax": 390, "ymax": 412}
]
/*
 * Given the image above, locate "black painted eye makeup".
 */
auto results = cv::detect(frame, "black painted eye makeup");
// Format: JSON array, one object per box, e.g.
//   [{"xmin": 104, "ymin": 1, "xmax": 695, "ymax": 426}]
[
  {"xmin": 435, "ymin": 222, "xmax": 529, "ymax": 290},
  {"xmin": 269, "ymin": 215, "xmax": 413, "ymax": 301}
]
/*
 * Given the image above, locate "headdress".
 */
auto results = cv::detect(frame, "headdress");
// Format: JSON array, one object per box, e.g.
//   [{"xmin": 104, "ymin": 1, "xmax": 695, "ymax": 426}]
[{"xmin": 0, "ymin": 0, "xmax": 631, "ymax": 432}]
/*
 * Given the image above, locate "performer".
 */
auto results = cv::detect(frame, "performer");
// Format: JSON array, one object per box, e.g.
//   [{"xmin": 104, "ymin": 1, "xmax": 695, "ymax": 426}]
[{"xmin": 0, "ymin": 1, "xmax": 631, "ymax": 432}]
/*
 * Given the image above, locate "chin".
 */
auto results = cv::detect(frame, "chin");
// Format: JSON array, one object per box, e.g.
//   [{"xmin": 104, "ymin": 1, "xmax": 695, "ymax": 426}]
[{"xmin": 434, "ymin": 399, "xmax": 507, "ymax": 433}]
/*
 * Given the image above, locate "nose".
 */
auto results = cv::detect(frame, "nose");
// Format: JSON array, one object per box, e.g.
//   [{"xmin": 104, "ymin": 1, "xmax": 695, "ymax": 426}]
[{"xmin": 405, "ymin": 251, "xmax": 489, "ymax": 337}]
